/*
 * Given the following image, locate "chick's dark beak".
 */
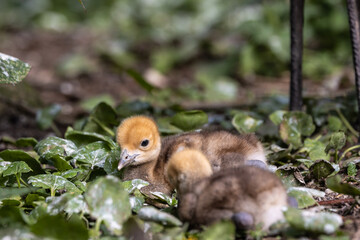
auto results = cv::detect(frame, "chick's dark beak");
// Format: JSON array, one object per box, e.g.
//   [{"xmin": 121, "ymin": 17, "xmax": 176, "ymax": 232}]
[{"xmin": 118, "ymin": 149, "xmax": 139, "ymax": 170}]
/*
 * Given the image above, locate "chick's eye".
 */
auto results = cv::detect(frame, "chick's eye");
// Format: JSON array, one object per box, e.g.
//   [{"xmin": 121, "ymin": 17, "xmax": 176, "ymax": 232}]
[{"xmin": 141, "ymin": 139, "xmax": 149, "ymax": 147}]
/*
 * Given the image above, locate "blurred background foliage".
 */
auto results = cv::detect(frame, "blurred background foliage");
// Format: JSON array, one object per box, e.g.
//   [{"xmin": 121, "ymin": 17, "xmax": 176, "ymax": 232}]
[{"xmin": 0, "ymin": 0, "xmax": 355, "ymax": 105}]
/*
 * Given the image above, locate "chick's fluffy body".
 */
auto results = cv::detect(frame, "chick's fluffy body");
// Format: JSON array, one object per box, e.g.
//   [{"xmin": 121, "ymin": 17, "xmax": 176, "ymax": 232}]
[
  {"xmin": 167, "ymin": 152, "xmax": 287, "ymax": 230},
  {"xmin": 116, "ymin": 116, "xmax": 267, "ymax": 196}
]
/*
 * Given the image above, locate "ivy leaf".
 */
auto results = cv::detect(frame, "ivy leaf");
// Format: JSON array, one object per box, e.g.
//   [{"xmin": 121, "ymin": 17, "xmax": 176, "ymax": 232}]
[
  {"xmin": 328, "ymin": 116, "xmax": 346, "ymax": 132},
  {"xmin": 200, "ymin": 220, "xmax": 235, "ymax": 240},
  {"xmin": 151, "ymin": 192, "xmax": 177, "ymax": 207},
  {"xmin": 28, "ymin": 174, "xmax": 81, "ymax": 195},
  {"xmin": 0, "ymin": 150, "xmax": 44, "ymax": 174},
  {"xmin": 269, "ymin": 110, "xmax": 286, "ymax": 125},
  {"xmin": 326, "ymin": 175, "xmax": 360, "ymax": 196},
  {"xmin": 347, "ymin": 162, "xmax": 357, "ymax": 177},
  {"xmin": 284, "ymin": 208, "xmax": 342, "ymax": 234},
  {"xmin": 35, "ymin": 136, "xmax": 77, "ymax": 159},
  {"xmin": 0, "ymin": 187, "xmax": 35, "ymax": 200},
  {"xmin": 0, "ymin": 52, "xmax": 31, "ymax": 84},
  {"xmin": 137, "ymin": 206, "xmax": 182, "ymax": 227},
  {"xmin": 85, "ymin": 176, "xmax": 131, "ymax": 235},
  {"xmin": 35, "ymin": 137, "xmax": 76, "ymax": 171},
  {"xmin": 122, "ymin": 179, "xmax": 149, "ymax": 194},
  {"xmin": 303, "ymin": 138, "xmax": 329, "ymax": 161},
  {"xmin": 170, "ymin": 110, "xmax": 208, "ymax": 131},
  {"xmin": 72, "ymin": 142, "xmax": 110, "ymax": 169},
  {"xmin": 65, "ymin": 127, "xmax": 118, "ymax": 149},
  {"xmin": 14, "ymin": 137, "xmax": 38, "ymax": 148},
  {"xmin": 326, "ymin": 132, "xmax": 346, "ymax": 153},
  {"xmin": 287, "ymin": 187, "xmax": 324, "ymax": 209},
  {"xmin": 36, "ymin": 104, "xmax": 61, "ymax": 130},
  {"xmin": 103, "ymin": 146, "xmax": 121, "ymax": 175},
  {"xmin": 2, "ymin": 161, "xmax": 32, "ymax": 177},
  {"xmin": 47, "ymin": 193, "xmax": 89, "ymax": 216},
  {"xmin": 309, "ymin": 160, "xmax": 335, "ymax": 180},
  {"xmin": 279, "ymin": 112, "xmax": 316, "ymax": 149},
  {"xmin": 232, "ymin": 112, "xmax": 263, "ymax": 133},
  {"xmin": 31, "ymin": 214, "xmax": 88, "ymax": 240}
]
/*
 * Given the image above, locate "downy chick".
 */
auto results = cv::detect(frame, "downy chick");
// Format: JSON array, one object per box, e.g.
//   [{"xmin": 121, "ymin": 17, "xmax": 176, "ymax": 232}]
[
  {"xmin": 166, "ymin": 149, "xmax": 288, "ymax": 230},
  {"xmin": 116, "ymin": 115, "xmax": 267, "ymax": 197}
]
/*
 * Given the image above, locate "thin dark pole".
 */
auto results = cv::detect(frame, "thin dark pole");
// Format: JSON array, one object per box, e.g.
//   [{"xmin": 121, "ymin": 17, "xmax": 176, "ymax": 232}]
[
  {"xmin": 346, "ymin": 0, "xmax": 360, "ymax": 141},
  {"xmin": 289, "ymin": 0, "xmax": 305, "ymax": 111}
]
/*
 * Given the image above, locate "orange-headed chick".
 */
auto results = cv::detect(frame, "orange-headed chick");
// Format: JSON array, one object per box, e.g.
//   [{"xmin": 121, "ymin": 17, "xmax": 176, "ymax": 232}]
[
  {"xmin": 116, "ymin": 115, "xmax": 267, "ymax": 197},
  {"xmin": 165, "ymin": 149, "xmax": 288, "ymax": 231}
]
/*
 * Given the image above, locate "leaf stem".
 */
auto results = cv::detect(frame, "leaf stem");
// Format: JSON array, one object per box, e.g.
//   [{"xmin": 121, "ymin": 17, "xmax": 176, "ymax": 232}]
[
  {"xmin": 338, "ymin": 144, "xmax": 360, "ymax": 163},
  {"xmin": 20, "ymin": 177, "xmax": 30, "ymax": 187},
  {"xmin": 336, "ymin": 108, "xmax": 359, "ymax": 137},
  {"xmin": 83, "ymin": 169, "xmax": 92, "ymax": 182},
  {"xmin": 15, "ymin": 173, "xmax": 21, "ymax": 188},
  {"xmin": 50, "ymin": 187, "xmax": 56, "ymax": 197},
  {"xmin": 94, "ymin": 218, "xmax": 103, "ymax": 237}
]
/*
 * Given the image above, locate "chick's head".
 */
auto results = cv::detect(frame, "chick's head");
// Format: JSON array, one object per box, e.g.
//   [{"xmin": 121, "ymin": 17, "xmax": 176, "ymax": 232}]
[
  {"xmin": 116, "ymin": 116, "xmax": 161, "ymax": 170},
  {"xmin": 165, "ymin": 149, "xmax": 212, "ymax": 193}
]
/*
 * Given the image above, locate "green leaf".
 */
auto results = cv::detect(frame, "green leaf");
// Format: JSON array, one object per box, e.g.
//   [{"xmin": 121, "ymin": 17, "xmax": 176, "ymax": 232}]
[
  {"xmin": 129, "ymin": 194, "xmax": 145, "ymax": 213},
  {"xmin": 327, "ymin": 132, "xmax": 346, "ymax": 151},
  {"xmin": 303, "ymin": 138, "xmax": 330, "ymax": 161},
  {"xmin": 122, "ymin": 179, "xmax": 149, "ymax": 194},
  {"xmin": 137, "ymin": 206, "xmax": 182, "ymax": 227},
  {"xmin": 309, "ymin": 160, "xmax": 335, "ymax": 180},
  {"xmin": 170, "ymin": 110, "xmax": 208, "ymax": 131},
  {"xmin": 232, "ymin": 112, "xmax": 263, "ymax": 133},
  {"xmin": 0, "ymin": 161, "xmax": 11, "ymax": 175},
  {"xmin": 200, "ymin": 220, "xmax": 235, "ymax": 240},
  {"xmin": 65, "ymin": 127, "xmax": 118, "ymax": 149},
  {"xmin": 328, "ymin": 116, "xmax": 346, "ymax": 132},
  {"xmin": 115, "ymin": 100, "xmax": 152, "ymax": 118},
  {"xmin": 28, "ymin": 174, "xmax": 81, "ymax": 195},
  {"xmin": 72, "ymin": 141, "xmax": 110, "ymax": 169},
  {"xmin": 2, "ymin": 161, "xmax": 32, "ymax": 177},
  {"xmin": 326, "ymin": 175, "xmax": 360, "ymax": 196},
  {"xmin": 35, "ymin": 136, "xmax": 77, "ymax": 159},
  {"xmin": 47, "ymin": 193, "xmax": 89, "ymax": 216},
  {"xmin": 0, "ymin": 52, "xmax": 31, "ymax": 84},
  {"xmin": 284, "ymin": 208, "xmax": 342, "ymax": 234},
  {"xmin": 269, "ymin": 110, "xmax": 286, "ymax": 125},
  {"xmin": 25, "ymin": 194, "xmax": 45, "ymax": 207},
  {"xmin": 31, "ymin": 214, "xmax": 88, "ymax": 240},
  {"xmin": 0, "ymin": 206, "xmax": 27, "ymax": 227},
  {"xmin": 36, "ymin": 104, "xmax": 61, "ymax": 130},
  {"xmin": 157, "ymin": 117, "xmax": 183, "ymax": 135},
  {"xmin": 287, "ymin": 187, "xmax": 322, "ymax": 209},
  {"xmin": 279, "ymin": 112, "xmax": 316, "ymax": 149},
  {"xmin": 150, "ymin": 191, "xmax": 177, "ymax": 207},
  {"xmin": 65, "ymin": 194, "xmax": 89, "ymax": 215},
  {"xmin": 57, "ymin": 169, "xmax": 83, "ymax": 179},
  {"xmin": 90, "ymin": 102, "xmax": 118, "ymax": 126},
  {"xmin": 85, "ymin": 176, "xmax": 131, "ymax": 235},
  {"xmin": 0, "ymin": 187, "xmax": 36, "ymax": 200},
  {"xmin": 0, "ymin": 150, "xmax": 44, "ymax": 174},
  {"xmin": 347, "ymin": 162, "xmax": 357, "ymax": 177},
  {"xmin": 104, "ymin": 146, "xmax": 121, "ymax": 175},
  {"xmin": 15, "ymin": 137, "xmax": 38, "ymax": 148}
]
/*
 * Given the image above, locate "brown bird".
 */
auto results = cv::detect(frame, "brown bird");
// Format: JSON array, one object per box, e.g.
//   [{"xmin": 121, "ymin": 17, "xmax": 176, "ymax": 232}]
[
  {"xmin": 116, "ymin": 115, "xmax": 267, "ymax": 197},
  {"xmin": 166, "ymin": 149, "xmax": 288, "ymax": 230}
]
